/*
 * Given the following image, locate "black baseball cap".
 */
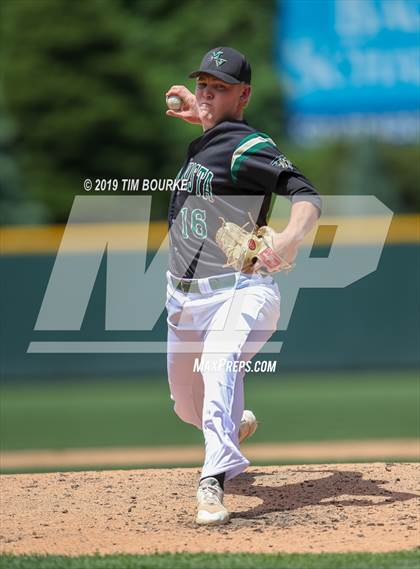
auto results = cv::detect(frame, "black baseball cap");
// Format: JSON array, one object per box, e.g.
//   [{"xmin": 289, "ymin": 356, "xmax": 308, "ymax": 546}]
[{"xmin": 189, "ymin": 47, "xmax": 251, "ymax": 85}]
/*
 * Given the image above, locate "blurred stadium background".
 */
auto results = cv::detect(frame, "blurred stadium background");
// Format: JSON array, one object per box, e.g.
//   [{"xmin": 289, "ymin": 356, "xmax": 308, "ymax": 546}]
[{"xmin": 0, "ymin": 0, "xmax": 419, "ymax": 472}]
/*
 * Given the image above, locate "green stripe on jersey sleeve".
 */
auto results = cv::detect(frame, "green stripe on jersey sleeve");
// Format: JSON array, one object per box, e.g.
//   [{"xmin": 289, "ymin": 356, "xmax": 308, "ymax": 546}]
[{"xmin": 231, "ymin": 133, "xmax": 277, "ymax": 183}]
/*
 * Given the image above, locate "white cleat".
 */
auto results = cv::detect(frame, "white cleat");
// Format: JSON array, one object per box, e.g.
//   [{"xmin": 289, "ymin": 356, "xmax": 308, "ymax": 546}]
[
  {"xmin": 196, "ymin": 477, "xmax": 230, "ymax": 526},
  {"xmin": 239, "ymin": 409, "xmax": 258, "ymax": 444}
]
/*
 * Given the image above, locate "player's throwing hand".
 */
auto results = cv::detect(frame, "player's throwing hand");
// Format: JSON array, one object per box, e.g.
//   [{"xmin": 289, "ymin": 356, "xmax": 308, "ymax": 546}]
[{"xmin": 165, "ymin": 85, "xmax": 201, "ymax": 125}]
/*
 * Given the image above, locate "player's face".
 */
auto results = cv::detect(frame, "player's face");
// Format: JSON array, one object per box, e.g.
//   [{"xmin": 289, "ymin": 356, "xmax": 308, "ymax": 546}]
[{"xmin": 195, "ymin": 74, "xmax": 250, "ymax": 130}]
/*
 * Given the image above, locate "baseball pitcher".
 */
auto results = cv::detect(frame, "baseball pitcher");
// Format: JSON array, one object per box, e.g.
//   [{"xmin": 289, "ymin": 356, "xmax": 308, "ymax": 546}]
[{"xmin": 165, "ymin": 47, "xmax": 321, "ymax": 525}]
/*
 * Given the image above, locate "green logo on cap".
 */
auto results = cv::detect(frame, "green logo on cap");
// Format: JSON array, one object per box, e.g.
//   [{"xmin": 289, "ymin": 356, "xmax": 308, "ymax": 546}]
[{"xmin": 210, "ymin": 50, "xmax": 227, "ymax": 68}]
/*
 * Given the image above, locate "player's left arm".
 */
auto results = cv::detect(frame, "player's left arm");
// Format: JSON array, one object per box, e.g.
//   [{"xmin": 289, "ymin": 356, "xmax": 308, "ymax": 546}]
[
  {"xmin": 232, "ymin": 135, "xmax": 322, "ymax": 271},
  {"xmin": 268, "ymin": 171, "xmax": 322, "ymax": 266},
  {"xmin": 269, "ymin": 200, "xmax": 319, "ymax": 266}
]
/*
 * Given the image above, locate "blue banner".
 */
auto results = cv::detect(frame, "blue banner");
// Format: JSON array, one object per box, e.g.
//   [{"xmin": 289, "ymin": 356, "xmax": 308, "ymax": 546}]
[{"xmin": 278, "ymin": 0, "xmax": 420, "ymax": 142}]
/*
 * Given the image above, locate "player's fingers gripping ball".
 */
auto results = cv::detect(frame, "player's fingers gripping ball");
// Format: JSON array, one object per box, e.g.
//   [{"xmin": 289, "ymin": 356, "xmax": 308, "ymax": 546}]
[
  {"xmin": 166, "ymin": 95, "xmax": 183, "ymax": 111},
  {"xmin": 215, "ymin": 218, "xmax": 294, "ymax": 274}
]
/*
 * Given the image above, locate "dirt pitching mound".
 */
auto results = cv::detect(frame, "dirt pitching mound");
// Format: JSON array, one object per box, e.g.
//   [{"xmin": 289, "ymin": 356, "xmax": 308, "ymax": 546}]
[{"xmin": 1, "ymin": 463, "xmax": 419, "ymax": 556}]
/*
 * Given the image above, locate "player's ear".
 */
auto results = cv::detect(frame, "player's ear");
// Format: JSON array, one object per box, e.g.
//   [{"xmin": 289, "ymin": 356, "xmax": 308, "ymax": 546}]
[{"xmin": 240, "ymin": 85, "xmax": 251, "ymax": 108}]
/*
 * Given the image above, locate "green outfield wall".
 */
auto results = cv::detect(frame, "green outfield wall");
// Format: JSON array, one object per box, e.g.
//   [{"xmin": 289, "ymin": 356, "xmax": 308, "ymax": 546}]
[{"xmin": 1, "ymin": 239, "xmax": 419, "ymax": 380}]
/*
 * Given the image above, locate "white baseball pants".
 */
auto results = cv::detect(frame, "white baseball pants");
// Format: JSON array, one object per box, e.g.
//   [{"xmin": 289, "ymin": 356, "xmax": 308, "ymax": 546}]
[{"xmin": 166, "ymin": 271, "xmax": 280, "ymax": 481}]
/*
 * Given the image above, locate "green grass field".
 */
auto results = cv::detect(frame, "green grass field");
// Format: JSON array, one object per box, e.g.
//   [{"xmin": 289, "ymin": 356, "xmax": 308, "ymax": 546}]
[
  {"xmin": 1, "ymin": 371, "xmax": 418, "ymax": 452},
  {"xmin": 1, "ymin": 373, "xmax": 419, "ymax": 568},
  {"xmin": 1, "ymin": 551, "xmax": 420, "ymax": 569}
]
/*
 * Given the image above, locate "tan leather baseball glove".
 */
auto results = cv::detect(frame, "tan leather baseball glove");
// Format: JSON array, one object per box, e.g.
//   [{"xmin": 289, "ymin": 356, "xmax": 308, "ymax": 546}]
[{"xmin": 215, "ymin": 218, "xmax": 294, "ymax": 274}]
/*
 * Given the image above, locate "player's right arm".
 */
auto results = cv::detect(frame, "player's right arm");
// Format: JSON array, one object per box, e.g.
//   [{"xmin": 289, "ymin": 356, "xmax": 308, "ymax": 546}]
[{"xmin": 165, "ymin": 85, "xmax": 202, "ymax": 125}]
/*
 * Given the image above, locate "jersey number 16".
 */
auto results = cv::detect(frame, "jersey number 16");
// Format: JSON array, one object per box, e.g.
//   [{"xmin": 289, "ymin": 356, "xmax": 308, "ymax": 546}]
[{"xmin": 180, "ymin": 207, "xmax": 207, "ymax": 239}]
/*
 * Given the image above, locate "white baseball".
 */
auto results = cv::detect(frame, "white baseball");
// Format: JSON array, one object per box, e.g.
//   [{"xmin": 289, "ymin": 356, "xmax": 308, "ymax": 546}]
[{"xmin": 166, "ymin": 95, "xmax": 182, "ymax": 111}]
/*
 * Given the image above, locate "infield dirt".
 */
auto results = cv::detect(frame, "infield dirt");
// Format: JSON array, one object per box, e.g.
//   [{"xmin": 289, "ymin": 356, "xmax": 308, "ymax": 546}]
[{"xmin": 1, "ymin": 463, "xmax": 419, "ymax": 556}]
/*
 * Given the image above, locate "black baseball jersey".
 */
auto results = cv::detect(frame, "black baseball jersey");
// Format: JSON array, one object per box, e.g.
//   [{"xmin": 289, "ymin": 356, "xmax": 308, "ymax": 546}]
[{"xmin": 168, "ymin": 119, "xmax": 321, "ymax": 279}]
